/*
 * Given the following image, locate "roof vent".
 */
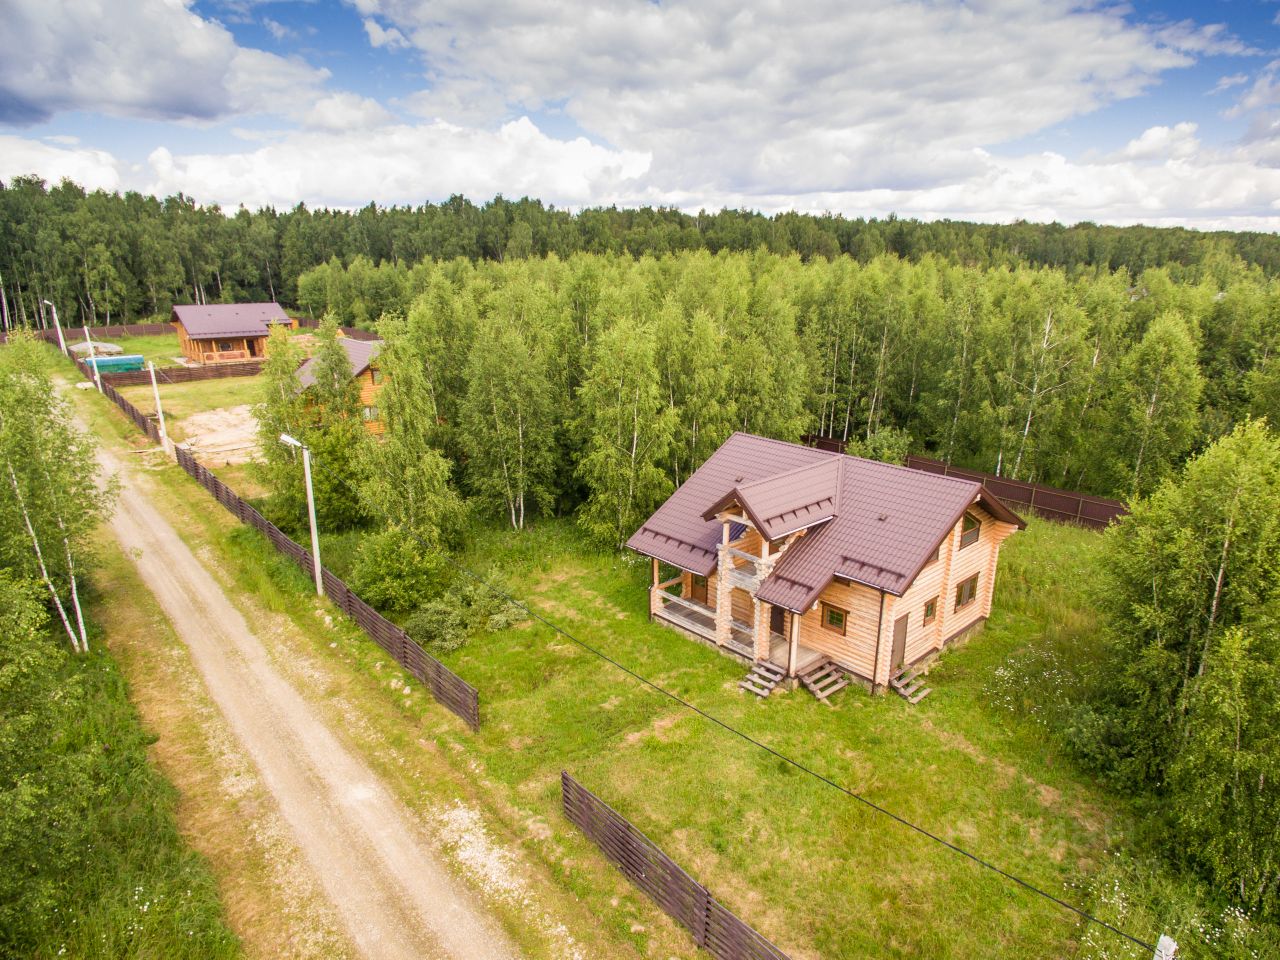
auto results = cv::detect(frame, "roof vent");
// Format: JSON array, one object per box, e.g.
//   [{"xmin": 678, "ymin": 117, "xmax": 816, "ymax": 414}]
[
  {"xmin": 735, "ymin": 476, "xmax": 744, "ymax": 483},
  {"xmin": 878, "ymin": 513, "xmax": 888, "ymax": 522}
]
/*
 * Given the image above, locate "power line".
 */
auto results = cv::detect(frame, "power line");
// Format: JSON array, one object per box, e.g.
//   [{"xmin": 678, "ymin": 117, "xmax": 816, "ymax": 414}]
[{"xmin": 299, "ymin": 451, "xmax": 1157, "ymax": 954}]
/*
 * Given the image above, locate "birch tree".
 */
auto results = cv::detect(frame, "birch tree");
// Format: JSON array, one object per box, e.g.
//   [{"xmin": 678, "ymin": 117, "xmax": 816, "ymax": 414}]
[
  {"xmin": 461, "ymin": 307, "xmax": 556, "ymax": 528},
  {"xmin": 577, "ymin": 316, "xmax": 675, "ymax": 549},
  {"xmin": 0, "ymin": 335, "xmax": 114, "ymax": 652}
]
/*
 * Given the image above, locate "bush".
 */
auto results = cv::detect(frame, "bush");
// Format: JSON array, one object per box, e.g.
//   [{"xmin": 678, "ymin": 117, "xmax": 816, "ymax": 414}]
[
  {"xmin": 403, "ymin": 573, "xmax": 523, "ymax": 656},
  {"xmin": 350, "ymin": 526, "xmax": 446, "ymax": 617}
]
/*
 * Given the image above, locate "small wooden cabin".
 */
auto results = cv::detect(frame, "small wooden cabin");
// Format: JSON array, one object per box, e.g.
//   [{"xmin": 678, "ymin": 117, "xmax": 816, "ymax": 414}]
[
  {"xmin": 295, "ymin": 337, "xmax": 386, "ymax": 435},
  {"xmin": 171, "ymin": 303, "xmax": 294, "ymax": 364},
  {"xmin": 628, "ymin": 433, "xmax": 1024, "ymax": 698}
]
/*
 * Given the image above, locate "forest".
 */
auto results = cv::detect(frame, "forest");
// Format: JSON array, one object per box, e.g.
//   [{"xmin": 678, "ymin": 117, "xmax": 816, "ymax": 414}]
[{"xmin": 5, "ymin": 173, "xmax": 1280, "ymax": 327}]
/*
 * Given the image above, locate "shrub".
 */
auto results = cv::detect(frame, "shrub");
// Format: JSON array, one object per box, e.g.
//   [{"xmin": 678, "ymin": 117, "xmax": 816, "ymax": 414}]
[{"xmin": 350, "ymin": 526, "xmax": 445, "ymax": 617}]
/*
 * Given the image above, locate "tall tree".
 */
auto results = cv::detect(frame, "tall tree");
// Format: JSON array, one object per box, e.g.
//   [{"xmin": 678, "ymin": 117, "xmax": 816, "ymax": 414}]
[{"xmin": 576, "ymin": 316, "xmax": 674, "ymax": 548}]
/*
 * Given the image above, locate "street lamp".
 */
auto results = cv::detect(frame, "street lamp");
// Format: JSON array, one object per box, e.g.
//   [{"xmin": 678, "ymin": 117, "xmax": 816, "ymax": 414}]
[
  {"xmin": 81, "ymin": 325, "xmax": 102, "ymax": 391},
  {"xmin": 41, "ymin": 299, "xmax": 67, "ymax": 354},
  {"xmin": 280, "ymin": 433, "xmax": 324, "ymax": 597},
  {"xmin": 148, "ymin": 361, "xmax": 168, "ymax": 449}
]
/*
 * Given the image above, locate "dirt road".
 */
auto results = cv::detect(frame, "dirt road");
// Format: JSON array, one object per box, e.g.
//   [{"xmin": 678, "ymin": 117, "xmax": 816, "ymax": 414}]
[{"xmin": 95, "ymin": 438, "xmax": 523, "ymax": 960}]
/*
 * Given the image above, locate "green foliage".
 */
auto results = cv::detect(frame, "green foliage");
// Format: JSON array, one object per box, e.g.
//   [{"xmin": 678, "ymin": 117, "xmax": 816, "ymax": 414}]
[
  {"xmin": 1064, "ymin": 422, "xmax": 1280, "ymax": 916},
  {"xmin": 403, "ymin": 576, "xmax": 522, "ymax": 656},
  {"xmin": 0, "ymin": 572, "xmax": 236, "ymax": 959},
  {"xmin": 349, "ymin": 526, "xmax": 446, "ymax": 617},
  {"xmin": 576, "ymin": 315, "xmax": 674, "ymax": 548},
  {"xmin": 843, "ymin": 425, "xmax": 913, "ymax": 464},
  {"xmin": 253, "ymin": 325, "xmax": 307, "ymax": 520}
]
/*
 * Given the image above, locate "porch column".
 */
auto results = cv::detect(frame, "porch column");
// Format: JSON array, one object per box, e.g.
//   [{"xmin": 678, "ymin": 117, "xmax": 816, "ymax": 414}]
[
  {"xmin": 787, "ymin": 610, "xmax": 800, "ymax": 677},
  {"xmin": 752, "ymin": 600, "xmax": 770, "ymax": 661},
  {"xmin": 649, "ymin": 557, "xmax": 660, "ymax": 619},
  {"xmin": 714, "ymin": 521, "xmax": 732, "ymax": 647}
]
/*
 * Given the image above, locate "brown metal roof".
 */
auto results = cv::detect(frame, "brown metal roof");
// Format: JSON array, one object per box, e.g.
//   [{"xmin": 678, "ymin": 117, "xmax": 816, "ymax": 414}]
[
  {"xmin": 172, "ymin": 303, "xmax": 290, "ymax": 340},
  {"xmin": 700, "ymin": 457, "xmax": 841, "ymax": 540},
  {"xmin": 296, "ymin": 337, "xmax": 383, "ymax": 390},
  {"xmin": 627, "ymin": 432, "xmax": 1025, "ymax": 612}
]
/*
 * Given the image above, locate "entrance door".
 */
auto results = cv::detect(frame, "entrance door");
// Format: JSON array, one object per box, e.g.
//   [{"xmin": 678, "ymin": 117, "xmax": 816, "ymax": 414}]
[
  {"xmin": 770, "ymin": 605, "xmax": 785, "ymax": 637},
  {"xmin": 891, "ymin": 614, "xmax": 909, "ymax": 672},
  {"xmin": 690, "ymin": 574, "xmax": 708, "ymax": 605}
]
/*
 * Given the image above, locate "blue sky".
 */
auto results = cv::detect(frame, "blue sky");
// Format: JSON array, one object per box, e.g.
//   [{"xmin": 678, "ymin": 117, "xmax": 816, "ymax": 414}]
[{"xmin": 3, "ymin": 0, "xmax": 1280, "ymax": 229}]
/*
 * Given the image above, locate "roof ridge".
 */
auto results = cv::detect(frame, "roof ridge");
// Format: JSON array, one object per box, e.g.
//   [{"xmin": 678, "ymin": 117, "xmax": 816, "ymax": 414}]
[{"xmin": 738, "ymin": 454, "xmax": 837, "ymax": 491}]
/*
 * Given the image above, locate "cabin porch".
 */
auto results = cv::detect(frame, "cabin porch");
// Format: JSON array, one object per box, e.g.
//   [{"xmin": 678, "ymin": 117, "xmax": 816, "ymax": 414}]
[{"xmin": 649, "ymin": 575, "xmax": 824, "ymax": 673}]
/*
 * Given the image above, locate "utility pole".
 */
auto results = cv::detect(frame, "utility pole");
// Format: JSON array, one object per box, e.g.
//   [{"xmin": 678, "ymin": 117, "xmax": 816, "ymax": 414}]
[
  {"xmin": 42, "ymin": 299, "xmax": 67, "ymax": 354},
  {"xmin": 279, "ymin": 433, "xmax": 324, "ymax": 597},
  {"xmin": 83, "ymin": 325, "xmax": 103, "ymax": 391},
  {"xmin": 148, "ymin": 361, "xmax": 169, "ymax": 451}
]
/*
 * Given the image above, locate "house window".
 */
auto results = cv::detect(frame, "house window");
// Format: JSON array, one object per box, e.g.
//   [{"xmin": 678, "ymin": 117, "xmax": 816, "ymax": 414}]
[
  {"xmin": 924, "ymin": 545, "xmax": 940, "ymax": 566},
  {"xmin": 959, "ymin": 511, "xmax": 981, "ymax": 549},
  {"xmin": 217, "ymin": 340, "xmax": 235, "ymax": 352},
  {"xmin": 955, "ymin": 574, "xmax": 979, "ymax": 609},
  {"xmin": 371, "ymin": 368, "xmax": 384, "ymax": 385},
  {"xmin": 923, "ymin": 597, "xmax": 938, "ymax": 625},
  {"xmin": 362, "ymin": 405, "xmax": 379, "ymax": 421},
  {"xmin": 821, "ymin": 603, "xmax": 848, "ymax": 636}
]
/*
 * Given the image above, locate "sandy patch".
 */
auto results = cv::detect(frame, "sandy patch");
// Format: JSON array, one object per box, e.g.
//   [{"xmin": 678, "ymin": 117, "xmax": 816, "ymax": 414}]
[{"xmin": 178, "ymin": 403, "xmax": 260, "ymax": 464}]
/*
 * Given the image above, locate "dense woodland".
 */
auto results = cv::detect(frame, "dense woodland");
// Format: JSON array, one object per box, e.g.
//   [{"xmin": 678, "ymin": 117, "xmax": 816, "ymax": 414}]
[{"xmin": 5, "ymin": 173, "xmax": 1280, "ymax": 325}]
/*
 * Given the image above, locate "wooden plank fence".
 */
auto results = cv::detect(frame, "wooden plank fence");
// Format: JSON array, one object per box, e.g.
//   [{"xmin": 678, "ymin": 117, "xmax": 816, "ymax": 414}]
[
  {"xmin": 171, "ymin": 445, "xmax": 480, "ymax": 730},
  {"xmin": 562, "ymin": 773, "xmax": 790, "ymax": 960},
  {"xmin": 903, "ymin": 455, "xmax": 1127, "ymax": 530},
  {"xmin": 58, "ymin": 336, "xmax": 481, "ymax": 731}
]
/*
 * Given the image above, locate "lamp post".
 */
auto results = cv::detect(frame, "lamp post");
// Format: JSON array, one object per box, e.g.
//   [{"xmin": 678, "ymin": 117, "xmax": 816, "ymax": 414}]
[
  {"xmin": 41, "ymin": 299, "xmax": 67, "ymax": 354},
  {"xmin": 148, "ymin": 361, "xmax": 168, "ymax": 448},
  {"xmin": 279, "ymin": 433, "xmax": 324, "ymax": 597},
  {"xmin": 82, "ymin": 324, "xmax": 103, "ymax": 392}
]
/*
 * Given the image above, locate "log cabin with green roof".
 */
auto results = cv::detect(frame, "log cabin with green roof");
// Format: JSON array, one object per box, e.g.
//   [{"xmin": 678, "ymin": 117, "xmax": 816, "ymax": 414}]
[{"xmin": 627, "ymin": 433, "xmax": 1025, "ymax": 701}]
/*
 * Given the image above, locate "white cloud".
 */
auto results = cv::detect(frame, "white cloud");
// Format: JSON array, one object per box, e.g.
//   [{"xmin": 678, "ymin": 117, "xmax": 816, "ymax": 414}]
[
  {"xmin": 1210, "ymin": 73, "xmax": 1249, "ymax": 95},
  {"xmin": 363, "ymin": 18, "xmax": 408, "ymax": 49},
  {"xmin": 0, "ymin": 136, "xmax": 121, "ymax": 192},
  {"xmin": 141, "ymin": 117, "xmax": 650, "ymax": 208},
  {"xmin": 1115, "ymin": 123, "xmax": 1200, "ymax": 162},
  {"xmin": 349, "ymin": 0, "xmax": 1245, "ymax": 200},
  {"xmin": 303, "ymin": 93, "xmax": 394, "ymax": 130},
  {"xmin": 0, "ymin": 0, "xmax": 327, "ymax": 124},
  {"xmin": 263, "ymin": 17, "xmax": 295, "ymax": 41}
]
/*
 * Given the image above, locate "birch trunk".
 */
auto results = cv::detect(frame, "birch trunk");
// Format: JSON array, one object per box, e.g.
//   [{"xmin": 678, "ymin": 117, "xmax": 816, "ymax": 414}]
[{"xmin": 7, "ymin": 462, "xmax": 80, "ymax": 650}]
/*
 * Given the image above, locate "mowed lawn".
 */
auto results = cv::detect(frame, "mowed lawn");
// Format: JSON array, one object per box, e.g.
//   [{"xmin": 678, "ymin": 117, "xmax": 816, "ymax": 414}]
[
  {"xmin": 434, "ymin": 518, "xmax": 1128, "ymax": 960},
  {"xmin": 77, "ymin": 332, "xmax": 185, "ymax": 366}
]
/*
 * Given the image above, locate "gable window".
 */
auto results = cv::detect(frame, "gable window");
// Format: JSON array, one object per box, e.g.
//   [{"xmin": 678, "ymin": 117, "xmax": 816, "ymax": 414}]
[
  {"xmin": 923, "ymin": 597, "xmax": 938, "ymax": 625},
  {"xmin": 959, "ymin": 511, "xmax": 981, "ymax": 549},
  {"xmin": 821, "ymin": 602, "xmax": 848, "ymax": 636},
  {"xmin": 371, "ymin": 368, "xmax": 384, "ymax": 385},
  {"xmin": 955, "ymin": 574, "xmax": 979, "ymax": 609},
  {"xmin": 924, "ymin": 545, "xmax": 940, "ymax": 567},
  {"xmin": 362, "ymin": 405, "xmax": 379, "ymax": 421}
]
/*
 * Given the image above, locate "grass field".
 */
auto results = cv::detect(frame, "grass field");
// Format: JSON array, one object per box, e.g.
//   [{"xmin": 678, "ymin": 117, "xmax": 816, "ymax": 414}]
[
  {"xmin": 118, "ymin": 375, "xmax": 264, "ymax": 443},
  {"xmin": 74, "ymin": 332, "xmax": 184, "ymax": 366}
]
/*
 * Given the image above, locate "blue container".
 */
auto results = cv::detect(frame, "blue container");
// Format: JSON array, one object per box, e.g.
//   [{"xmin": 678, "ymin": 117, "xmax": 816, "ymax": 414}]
[{"xmin": 85, "ymin": 354, "xmax": 146, "ymax": 372}]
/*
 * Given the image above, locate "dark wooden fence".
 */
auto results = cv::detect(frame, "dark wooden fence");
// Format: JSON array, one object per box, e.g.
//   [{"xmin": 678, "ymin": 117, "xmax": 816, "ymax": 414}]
[
  {"xmin": 59, "ymin": 336, "xmax": 481, "ymax": 731},
  {"xmin": 903, "ymin": 455, "xmax": 1127, "ymax": 529},
  {"xmin": 97, "ymin": 360, "xmax": 266, "ymax": 387},
  {"xmin": 562, "ymin": 773, "xmax": 790, "ymax": 960},
  {"xmin": 171, "ymin": 444, "xmax": 480, "ymax": 730}
]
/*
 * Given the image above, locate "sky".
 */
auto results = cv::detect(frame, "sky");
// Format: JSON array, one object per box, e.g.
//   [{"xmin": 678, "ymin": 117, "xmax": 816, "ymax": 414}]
[{"xmin": 2, "ymin": 0, "xmax": 1280, "ymax": 230}]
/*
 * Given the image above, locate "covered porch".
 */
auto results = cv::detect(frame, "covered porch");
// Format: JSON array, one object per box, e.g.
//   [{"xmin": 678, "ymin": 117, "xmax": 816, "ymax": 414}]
[{"xmin": 650, "ymin": 575, "xmax": 822, "ymax": 674}]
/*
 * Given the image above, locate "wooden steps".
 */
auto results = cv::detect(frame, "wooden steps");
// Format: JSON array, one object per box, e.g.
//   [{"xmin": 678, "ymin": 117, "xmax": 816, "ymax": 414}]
[
  {"xmin": 890, "ymin": 663, "xmax": 932, "ymax": 704},
  {"xmin": 738, "ymin": 660, "xmax": 785, "ymax": 699},
  {"xmin": 798, "ymin": 657, "xmax": 849, "ymax": 703}
]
